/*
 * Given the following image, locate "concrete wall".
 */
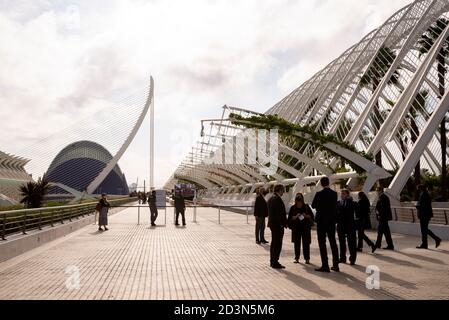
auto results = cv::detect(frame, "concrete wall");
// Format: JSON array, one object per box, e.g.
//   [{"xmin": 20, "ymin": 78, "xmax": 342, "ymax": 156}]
[{"xmin": 0, "ymin": 214, "xmax": 96, "ymax": 263}]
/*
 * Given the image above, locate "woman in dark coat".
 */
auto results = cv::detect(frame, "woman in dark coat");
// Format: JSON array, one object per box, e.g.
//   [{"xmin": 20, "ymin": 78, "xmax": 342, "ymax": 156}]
[
  {"xmin": 98, "ymin": 193, "xmax": 110, "ymax": 231},
  {"xmin": 356, "ymin": 192, "xmax": 376, "ymax": 253},
  {"xmin": 288, "ymin": 194, "xmax": 314, "ymax": 264}
]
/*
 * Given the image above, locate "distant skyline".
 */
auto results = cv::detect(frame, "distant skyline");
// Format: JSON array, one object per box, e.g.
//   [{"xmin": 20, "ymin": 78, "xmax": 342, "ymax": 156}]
[{"xmin": 0, "ymin": 0, "xmax": 412, "ymax": 188}]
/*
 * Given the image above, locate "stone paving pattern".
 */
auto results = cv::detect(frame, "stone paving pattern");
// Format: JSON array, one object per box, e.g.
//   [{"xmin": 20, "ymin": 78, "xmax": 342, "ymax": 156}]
[{"xmin": 0, "ymin": 205, "xmax": 448, "ymax": 300}]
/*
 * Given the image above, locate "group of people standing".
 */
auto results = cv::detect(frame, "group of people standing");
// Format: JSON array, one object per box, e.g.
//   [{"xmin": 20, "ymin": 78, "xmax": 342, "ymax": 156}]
[{"xmin": 254, "ymin": 177, "xmax": 442, "ymax": 271}]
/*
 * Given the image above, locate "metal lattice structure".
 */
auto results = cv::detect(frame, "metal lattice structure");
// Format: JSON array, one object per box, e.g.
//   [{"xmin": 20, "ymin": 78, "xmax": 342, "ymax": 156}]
[{"xmin": 166, "ymin": 0, "xmax": 449, "ymax": 203}]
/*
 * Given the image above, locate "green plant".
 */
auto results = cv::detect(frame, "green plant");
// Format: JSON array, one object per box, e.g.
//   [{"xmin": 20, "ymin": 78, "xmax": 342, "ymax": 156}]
[
  {"xmin": 19, "ymin": 178, "xmax": 51, "ymax": 209},
  {"xmin": 418, "ymin": 18, "xmax": 449, "ymax": 200},
  {"xmin": 229, "ymin": 113, "xmax": 374, "ymax": 174}
]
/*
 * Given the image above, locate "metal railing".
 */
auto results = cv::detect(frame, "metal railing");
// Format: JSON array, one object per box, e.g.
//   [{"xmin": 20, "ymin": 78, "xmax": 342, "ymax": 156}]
[
  {"xmin": 371, "ymin": 206, "xmax": 449, "ymax": 225},
  {"xmin": 1, "ymin": 198, "xmax": 136, "ymax": 240}
]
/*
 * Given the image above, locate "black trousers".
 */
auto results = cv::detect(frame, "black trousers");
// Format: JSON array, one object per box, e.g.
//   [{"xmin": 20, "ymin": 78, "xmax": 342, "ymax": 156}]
[
  {"xmin": 255, "ymin": 217, "xmax": 266, "ymax": 242},
  {"xmin": 357, "ymin": 226, "xmax": 374, "ymax": 249},
  {"xmin": 150, "ymin": 207, "xmax": 158, "ymax": 224},
  {"xmin": 337, "ymin": 224, "xmax": 357, "ymax": 263},
  {"xmin": 176, "ymin": 208, "xmax": 186, "ymax": 225},
  {"xmin": 420, "ymin": 218, "xmax": 440, "ymax": 247},
  {"xmin": 376, "ymin": 220, "xmax": 394, "ymax": 248},
  {"xmin": 270, "ymin": 227, "xmax": 284, "ymax": 265},
  {"xmin": 316, "ymin": 223, "xmax": 339, "ymax": 268},
  {"xmin": 294, "ymin": 230, "xmax": 311, "ymax": 261}
]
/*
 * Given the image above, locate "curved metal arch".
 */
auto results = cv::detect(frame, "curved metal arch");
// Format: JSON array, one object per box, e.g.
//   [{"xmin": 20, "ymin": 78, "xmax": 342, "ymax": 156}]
[{"xmin": 87, "ymin": 77, "xmax": 154, "ymax": 194}]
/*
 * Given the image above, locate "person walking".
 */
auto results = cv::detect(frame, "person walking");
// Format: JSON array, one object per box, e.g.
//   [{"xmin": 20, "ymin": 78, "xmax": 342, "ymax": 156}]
[
  {"xmin": 288, "ymin": 194, "xmax": 314, "ymax": 264},
  {"xmin": 97, "ymin": 193, "xmax": 110, "ymax": 231},
  {"xmin": 336, "ymin": 190, "xmax": 358, "ymax": 265},
  {"xmin": 356, "ymin": 192, "xmax": 376, "ymax": 253},
  {"xmin": 268, "ymin": 185, "xmax": 288, "ymax": 269},
  {"xmin": 148, "ymin": 190, "xmax": 158, "ymax": 227},
  {"xmin": 416, "ymin": 185, "xmax": 442, "ymax": 249},
  {"xmin": 312, "ymin": 177, "xmax": 340, "ymax": 273},
  {"xmin": 173, "ymin": 191, "xmax": 186, "ymax": 226},
  {"xmin": 254, "ymin": 187, "xmax": 269, "ymax": 245},
  {"xmin": 375, "ymin": 187, "xmax": 395, "ymax": 250}
]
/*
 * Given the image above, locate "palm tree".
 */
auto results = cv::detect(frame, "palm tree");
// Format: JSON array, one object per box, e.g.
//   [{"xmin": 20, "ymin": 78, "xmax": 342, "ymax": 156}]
[
  {"xmin": 20, "ymin": 178, "xmax": 51, "ymax": 208},
  {"xmin": 418, "ymin": 18, "xmax": 449, "ymax": 200},
  {"xmin": 360, "ymin": 46, "xmax": 401, "ymax": 172},
  {"xmin": 410, "ymin": 90, "xmax": 428, "ymax": 194}
]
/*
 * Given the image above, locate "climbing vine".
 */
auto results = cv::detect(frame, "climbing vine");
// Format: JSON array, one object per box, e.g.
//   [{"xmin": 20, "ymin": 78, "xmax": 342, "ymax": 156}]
[{"xmin": 229, "ymin": 113, "xmax": 374, "ymax": 174}]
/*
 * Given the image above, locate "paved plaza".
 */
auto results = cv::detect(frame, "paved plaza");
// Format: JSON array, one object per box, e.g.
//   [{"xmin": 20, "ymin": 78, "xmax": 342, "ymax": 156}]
[{"xmin": 0, "ymin": 205, "xmax": 448, "ymax": 300}]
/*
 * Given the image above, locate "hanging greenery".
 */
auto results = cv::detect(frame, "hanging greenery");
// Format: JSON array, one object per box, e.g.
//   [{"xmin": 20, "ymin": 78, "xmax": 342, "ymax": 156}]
[{"xmin": 229, "ymin": 113, "xmax": 374, "ymax": 174}]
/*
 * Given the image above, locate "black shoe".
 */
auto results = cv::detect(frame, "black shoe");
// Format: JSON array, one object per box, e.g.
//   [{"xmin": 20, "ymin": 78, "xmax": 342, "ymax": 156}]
[
  {"xmin": 98, "ymin": 227, "xmax": 104, "ymax": 231},
  {"xmin": 371, "ymin": 245, "xmax": 377, "ymax": 254},
  {"xmin": 294, "ymin": 259, "xmax": 299, "ymax": 264},
  {"xmin": 272, "ymin": 263, "xmax": 285, "ymax": 269},
  {"xmin": 256, "ymin": 241, "xmax": 261, "ymax": 245},
  {"xmin": 339, "ymin": 258, "xmax": 347, "ymax": 264},
  {"xmin": 436, "ymin": 238, "xmax": 442, "ymax": 248},
  {"xmin": 350, "ymin": 261, "xmax": 356, "ymax": 266},
  {"xmin": 262, "ymin": 240, "xmax": 269, "ymax": 244},
  {"xmin": 383, "ymin": 246, "xmax": 395, "ymax": 250},
  {"xmin": 305, "ymin": 260, "xmax": 311, "ymax": 265},
  {"xmin": 151, "ymin": 223, "xmax": 156, "ymax": 227},
  {"xmin": 104, "ymin": 227, "xmax": 109, "ymax": 231},
  {"xmin": 416, "ymin": 245, "xmax": 428, "ymax": 249},
  {"xmin": 331, "ymin": 266, "xmax": 340, "ymax": 272},
  {"xmin": 315, "ymin": 267, "xmax": 331, "ymax": 273},
  {"xmin": 175, "ymin": 223, "xmax": 180, "ymax": 226}
]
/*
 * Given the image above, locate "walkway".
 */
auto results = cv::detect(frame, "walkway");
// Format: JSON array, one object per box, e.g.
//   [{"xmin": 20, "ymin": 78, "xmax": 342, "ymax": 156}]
[{"xmin": 0, "ymin": 205, "xmax": 448, "ymax": 300}]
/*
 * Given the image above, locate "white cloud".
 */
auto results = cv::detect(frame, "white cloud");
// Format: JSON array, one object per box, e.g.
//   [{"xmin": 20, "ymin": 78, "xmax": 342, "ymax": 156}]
[{"xmin": 0, "ymin": 0, "xmax": 412, "ymax": 188}]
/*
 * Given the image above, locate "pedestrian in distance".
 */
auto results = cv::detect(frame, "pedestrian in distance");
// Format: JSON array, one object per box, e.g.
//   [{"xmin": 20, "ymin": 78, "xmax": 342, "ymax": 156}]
[
  {"xmin": 336, "ymin": 190, "xmax": 358, "ymax": 265},
  {"xmin": 268, "ymin": 184, "xmax": 288, "ymax": 269},
  {"xmin": 148, "ymin": 190, "xmax": 158, "ymax": 227},
  {"xmin": 311, "ymin": 177, "xmax": 340, "ymax": 273},
  {"xmin": 356, "ymin": 192, "xmax": 376, "ymax": 253},
  {"xmin": 254, "ymin": 187, "xmax": 269, "ymax": 245},
  {"xmin": 97, "ymin": 193, "xmax": 110, "ymax": 232},
  {"xmin": 416, "ymin": 185, "xmax": 442, "ymax": 249},
  {"xmin": 288, "ymin": 194, "xmax": 314, "ymax": 265},
  {"xmin": 173, "ymin": 191, "xmax": 186, "ymax": 226},
  {"xmin": 375, "ymin": 187, "xmax": 395, "ymax": 250}
]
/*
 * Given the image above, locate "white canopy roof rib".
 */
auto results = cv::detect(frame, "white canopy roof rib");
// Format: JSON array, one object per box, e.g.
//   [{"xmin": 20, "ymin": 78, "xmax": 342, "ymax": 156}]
[{"xmin": 166, "ymin": 0, "xmax": 449, "ymax": 201}]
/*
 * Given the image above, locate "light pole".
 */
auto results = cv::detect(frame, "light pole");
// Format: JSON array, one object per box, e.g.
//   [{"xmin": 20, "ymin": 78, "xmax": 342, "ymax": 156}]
[{"xmin": 150, "ymin": 77, "xmax": 155, "ymax": 190}]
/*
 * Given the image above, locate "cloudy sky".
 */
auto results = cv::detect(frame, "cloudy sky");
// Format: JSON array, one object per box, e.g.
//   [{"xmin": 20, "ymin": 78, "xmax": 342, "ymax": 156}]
[{"xmin": 0, "ymin": 0, "xmax": 412, "ymax": 188}]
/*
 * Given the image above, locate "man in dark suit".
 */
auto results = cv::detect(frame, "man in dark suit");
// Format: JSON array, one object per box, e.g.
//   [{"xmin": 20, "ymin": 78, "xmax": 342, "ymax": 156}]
[
  {"xmin": 173, "ymin": 191, "xmax": 186, "ymax": 226},
  {"xmin": 375, "ymin": 187, "xmax": 394, "ymax": 250},
  {"xmin": 312, "ymin": 177, "xmax": 340, "ymax": 273},
  {"xmin": 416, "ymin": 185, "xmax": 442, "ymax": 249},
  {"xmin": 148, "ymin": 190, "xmax": 158, "ymax": 227},
  {"xmin": 337, "ymin": 189, "xmax": 357, "ymax": 265},
  {"xmin": 268, "ymin": 185, "xmax": 287, "ymax": 269},
  {"xmin": 254, "ymin": 187, "xmax": 269, "ymax": 245}
]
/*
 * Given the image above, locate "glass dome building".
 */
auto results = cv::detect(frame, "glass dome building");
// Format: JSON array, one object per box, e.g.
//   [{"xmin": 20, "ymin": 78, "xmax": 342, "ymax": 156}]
[{"xmin": 45, "ymin": 141, "xmax": 129, "ymax": 196}]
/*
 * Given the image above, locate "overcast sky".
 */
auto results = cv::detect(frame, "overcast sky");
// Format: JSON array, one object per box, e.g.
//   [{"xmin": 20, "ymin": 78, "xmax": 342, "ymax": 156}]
[{"xmin": 0, "ymin": 0, "xmax": 412, "ymax": 188}]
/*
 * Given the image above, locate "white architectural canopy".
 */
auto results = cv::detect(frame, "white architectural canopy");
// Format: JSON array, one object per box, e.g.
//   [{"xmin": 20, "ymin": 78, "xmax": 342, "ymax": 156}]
[{"xmin": 166, "ymin": 0, "xmax": 449, "ymax": 202}]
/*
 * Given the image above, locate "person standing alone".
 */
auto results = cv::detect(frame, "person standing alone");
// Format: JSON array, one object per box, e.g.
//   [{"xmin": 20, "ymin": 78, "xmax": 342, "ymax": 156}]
[
  {"xmin": 254, "ymin": 187, "xmax": 269, "ymax": 245},
  {"xmin": 97, "ymin": 193, "xmax": 110, "ymax": 232},
  {"xmin": 148, "ymin": 190, "xmax": 158, "ymax": 227},
  {"xmin": 416, "ymin": 185, "xmax": 442, "ymax": 249},
  {"xmin": 312, "ymin": 177, "xmax": 340, "ymax": 273},
  {"xmin": 268, "ymin": 185, "xmax": 287, "ymax": 269},
  {"xmin": 173, "ymin": 191, "xmax": 186, "ymax": 226}
]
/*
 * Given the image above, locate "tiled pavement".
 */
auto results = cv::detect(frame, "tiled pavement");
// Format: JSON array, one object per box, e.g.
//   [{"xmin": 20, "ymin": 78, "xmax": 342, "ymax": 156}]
[{"xmin": 0, "ymin": 205, "xmax": 448, "ymax": 300}]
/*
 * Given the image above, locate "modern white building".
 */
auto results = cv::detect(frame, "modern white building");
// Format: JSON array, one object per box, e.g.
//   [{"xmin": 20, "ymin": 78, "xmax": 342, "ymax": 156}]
[
  {"xmin": 0, "ymin": 151, "xmax": 32, "ymax": 205},
  {"xmin": 166, "ymin": 0, "xmax": 449, "ymax": 204}
]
